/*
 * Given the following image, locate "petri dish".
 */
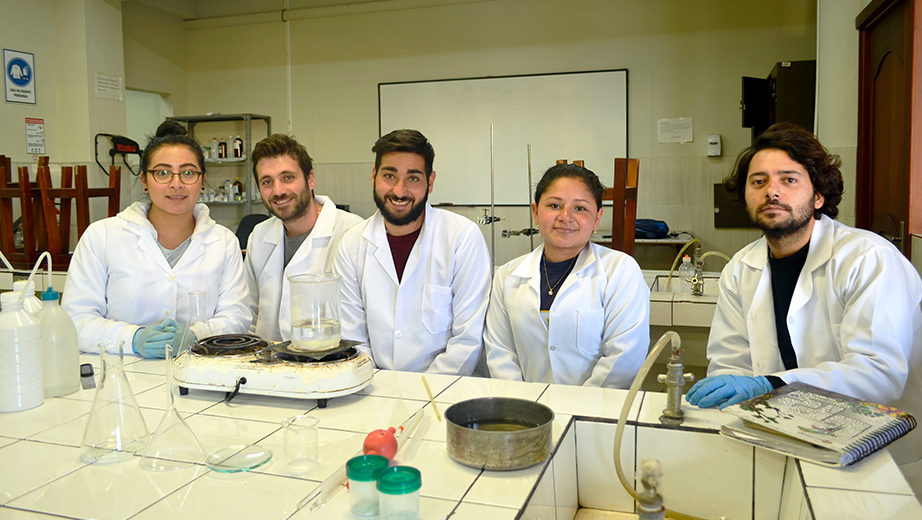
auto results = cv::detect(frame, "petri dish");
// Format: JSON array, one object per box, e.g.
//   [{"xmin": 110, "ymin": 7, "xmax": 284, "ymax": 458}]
[{"xmin": 205, "ymin": 444, "xmax": 272, "ymax": 473}]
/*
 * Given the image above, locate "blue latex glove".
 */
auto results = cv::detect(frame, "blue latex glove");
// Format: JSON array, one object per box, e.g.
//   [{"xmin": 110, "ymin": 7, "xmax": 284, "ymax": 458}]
[
  {"xmin": 685, "ymin": 374, "xmax": 774, "ymax": 410},
  {"xmin": 131, "ymin": 319, "xmax": 180, "ymax": 359}
]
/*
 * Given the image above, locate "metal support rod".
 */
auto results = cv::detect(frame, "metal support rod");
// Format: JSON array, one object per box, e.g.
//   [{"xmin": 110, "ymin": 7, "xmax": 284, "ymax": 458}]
[
  {"xmin": 490, "ymin": 124, "xmax": 495, "ymax": 266},
  {"xmin": 527, "ymin": 144, "xmax": 534, "ymax": 250}
]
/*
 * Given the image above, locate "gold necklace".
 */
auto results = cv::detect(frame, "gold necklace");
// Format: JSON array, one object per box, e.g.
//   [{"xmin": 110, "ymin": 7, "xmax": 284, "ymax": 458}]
[{"xmin": 543, "ymin": 254, "xmax": 577, "ymax": 296}]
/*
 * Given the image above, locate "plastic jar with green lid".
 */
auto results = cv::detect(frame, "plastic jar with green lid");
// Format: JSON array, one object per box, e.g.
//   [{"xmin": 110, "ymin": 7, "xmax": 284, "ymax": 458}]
[
  {"xmin": 376, "ymin": 466, "xmax": 422, "ymax": 520},
  {"xmin": 347, "ymin": 454, "xmax": 390, "ymax": 516}
]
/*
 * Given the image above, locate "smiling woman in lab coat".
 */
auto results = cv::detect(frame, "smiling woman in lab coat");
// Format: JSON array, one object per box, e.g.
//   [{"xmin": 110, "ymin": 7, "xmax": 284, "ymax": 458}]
[
  {"xmin": 62, "ymin": 121, "xmax": 251, "ymax": 358},
  {"xmin": 483, "ymin": 163, "xmax": 650, "ymax": 387}
]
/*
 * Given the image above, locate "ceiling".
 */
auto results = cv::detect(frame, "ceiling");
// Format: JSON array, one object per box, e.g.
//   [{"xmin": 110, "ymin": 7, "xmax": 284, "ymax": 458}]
[{"xmin": 123, "ymin": 0, "xmax": 480, "ymax": 20}]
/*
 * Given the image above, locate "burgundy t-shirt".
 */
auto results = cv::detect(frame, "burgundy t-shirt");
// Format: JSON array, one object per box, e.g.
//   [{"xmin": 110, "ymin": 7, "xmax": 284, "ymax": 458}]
[{"xmin": 386, "ymin": 228, "xmax": 422, "ymax": 282}]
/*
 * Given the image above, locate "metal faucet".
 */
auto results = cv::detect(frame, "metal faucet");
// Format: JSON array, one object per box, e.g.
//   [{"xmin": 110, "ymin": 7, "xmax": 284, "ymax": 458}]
[
  {"xmin": 657, "ymin": 341, "xmax": 695, "ymax": 426},
  {"xmin": 689, "ymin": 246, "xmax": 731, "ymax": 296}
]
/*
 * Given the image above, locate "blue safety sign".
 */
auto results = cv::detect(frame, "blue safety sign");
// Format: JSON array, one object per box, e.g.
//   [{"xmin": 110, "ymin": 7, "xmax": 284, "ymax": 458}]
[{"xmin": 4, "ymin": 49, "xmax": 36, "ymax": 104}]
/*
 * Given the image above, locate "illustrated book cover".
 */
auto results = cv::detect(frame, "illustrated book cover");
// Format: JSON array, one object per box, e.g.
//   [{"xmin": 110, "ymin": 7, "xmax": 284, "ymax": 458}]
[{"xmin": 719, "ymin": 382, "xmax": 916, "ymax": 467}]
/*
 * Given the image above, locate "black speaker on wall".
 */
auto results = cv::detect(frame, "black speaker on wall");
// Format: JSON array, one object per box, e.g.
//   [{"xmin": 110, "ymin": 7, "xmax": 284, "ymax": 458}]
[{"xmin": 741, "ymin": 76, "xmax": 770, "ymax": 138}]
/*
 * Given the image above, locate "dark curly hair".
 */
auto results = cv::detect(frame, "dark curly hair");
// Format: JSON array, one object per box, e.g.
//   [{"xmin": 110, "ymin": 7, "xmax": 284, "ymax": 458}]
[
  {"xmin": 724, "ymin": 122, "xmax": 843, "ymax": 219},
  {"xmin": 534, "ymin": 162, "xmax": 604, "ymax": 210}
]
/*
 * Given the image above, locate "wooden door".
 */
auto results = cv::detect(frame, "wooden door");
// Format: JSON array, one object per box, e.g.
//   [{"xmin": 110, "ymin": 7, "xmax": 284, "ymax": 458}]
[{"xmin": 856, "ymin": 0, "xmax": 922, "ymax": 256}]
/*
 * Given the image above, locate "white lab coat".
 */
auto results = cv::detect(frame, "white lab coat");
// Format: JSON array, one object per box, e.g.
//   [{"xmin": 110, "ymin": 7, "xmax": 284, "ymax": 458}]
[
  {"xmin": 245, "ymin": 196, "xmax": 362, "ymax": 341},
  {"xmin": 62, "ymin": 202, "xmax": 252, "ymax": 354},
  {"xmin": 708, "ymin": 214, "xmax": 922, "ymax": 469},
  {"xmin": 484, "ymin": 242, "xmax": 650, "ymax": 387},
  {"xmin": 333, "ymin": 204, "xmax": 492, "ymax": 375}
]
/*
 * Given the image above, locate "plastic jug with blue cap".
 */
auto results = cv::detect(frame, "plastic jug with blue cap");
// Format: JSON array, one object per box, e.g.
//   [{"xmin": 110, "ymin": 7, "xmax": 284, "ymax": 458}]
[{"xmin": 37, "ymin": 287, "xmax": 80, "ymax": 397}]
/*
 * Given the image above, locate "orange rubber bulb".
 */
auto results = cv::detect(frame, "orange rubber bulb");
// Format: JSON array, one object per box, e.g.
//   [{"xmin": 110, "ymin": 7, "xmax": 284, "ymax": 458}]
[{"xmin": 363, "ymin": 427, "xmax": 399, "ymax": 460}]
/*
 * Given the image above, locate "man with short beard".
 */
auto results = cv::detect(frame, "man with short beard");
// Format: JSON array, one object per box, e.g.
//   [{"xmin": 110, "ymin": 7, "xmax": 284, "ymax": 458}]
[
  {"xmin": 333, "ymin": 129, "xmax": 491, "ymax": 375},
  {"xmin": 244, "ymin": 134, "xmax": 361, "ymax": 341},
  {"xmin": 685, "ymin": 123, "xmax": 922, "ymax": 493}
]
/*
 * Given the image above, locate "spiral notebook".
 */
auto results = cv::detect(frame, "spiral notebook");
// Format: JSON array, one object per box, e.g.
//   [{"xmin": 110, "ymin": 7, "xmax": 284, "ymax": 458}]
[{"xmin": 719, "ymin": 382, "xmax": 916, "ymax": 467}]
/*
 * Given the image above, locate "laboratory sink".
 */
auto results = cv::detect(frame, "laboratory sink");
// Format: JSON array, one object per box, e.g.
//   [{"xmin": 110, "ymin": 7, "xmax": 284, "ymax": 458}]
[
  {"xmin": 650, "ymin": 274, "xmax": 720, "ymax": 296},
  {"xmin": 520, "ymin": 412, "xmax": 921, "ymax": 520}
]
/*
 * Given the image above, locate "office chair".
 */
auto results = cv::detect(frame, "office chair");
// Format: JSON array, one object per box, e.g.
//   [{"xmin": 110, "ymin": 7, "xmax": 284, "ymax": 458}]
[{"xmin": 236, "ymin": 213, "xmax": 270, "ymax": 253}]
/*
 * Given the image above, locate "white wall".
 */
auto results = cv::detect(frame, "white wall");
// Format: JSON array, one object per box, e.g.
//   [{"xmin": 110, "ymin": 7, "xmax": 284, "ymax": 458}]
[
  {"xmin": 1, "ymin": 0, "xmax": 130, "ymax": 254},
  {"xmin": 815, "ymin": 0, "xmax": 867, "ymax": 229},
  {"xmin": 122, "ymin": 1, "xmax": 189, "ymax": 116},
  {"xmin": 0, "ymin": 0, "xmax": 61, "ymax": 164},
  {"xmin": 6, "ymin": 1, "xmax": 851, "ymax": 267},
  {"xmin": 161, "ymin": 0, "xmax": 818, "ymax": 265}
]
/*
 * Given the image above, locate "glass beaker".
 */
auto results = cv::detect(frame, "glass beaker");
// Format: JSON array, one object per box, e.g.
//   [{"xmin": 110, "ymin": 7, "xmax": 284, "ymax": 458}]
[
  {"xmin": 175, "ymin": 291, "xmax": 214, "ymax": 354},
  {"xmin": 289, "ymin": 273, "xmax": 342, "ymax": 351},
  {"xmin": 282, "ymin": 414, "xmax": 319, "ymax": 473},
  {"xmin": 81, "ymin": 340, "xmax": 149, "ymax": 463}
]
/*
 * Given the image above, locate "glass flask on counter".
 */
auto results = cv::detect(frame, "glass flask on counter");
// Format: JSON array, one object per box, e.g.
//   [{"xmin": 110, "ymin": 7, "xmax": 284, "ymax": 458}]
[
  {"xmin": 81, "ymin": 340, "xmax": 149, "ymax": 463},
  {"xmin": 175, "ymin": 291, "xmax": 214, "ymax": 353},
  {"xmin": 140, "ymin": 345, "xmax": 205, "ymax": 471}
]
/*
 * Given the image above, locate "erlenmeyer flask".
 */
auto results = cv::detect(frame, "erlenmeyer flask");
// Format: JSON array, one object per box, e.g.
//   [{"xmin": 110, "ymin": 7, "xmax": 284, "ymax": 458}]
[
  {"xmin": 81, "ymin": 340, "xmax": 149, "ymax": 463},
  {"xmin": 140, "ymin": 345, "xmax": 205, "ymax": 471},
  {"xmin": 175, "ymin": 291, "xmax": 214, "ymax": 353}
]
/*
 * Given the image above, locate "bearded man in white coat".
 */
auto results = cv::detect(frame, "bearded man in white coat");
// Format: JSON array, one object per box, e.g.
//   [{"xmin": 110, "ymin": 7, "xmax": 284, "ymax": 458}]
[
  {"xmin": 333, "ymin": 129, "xmax": 492, "ymax": 375},
  {"xmin": 245, "ymin": 134, "xmax": 361, "ymax": 341},
  {"xmin": 685, "ymin": 123, "xmax": 922, "ymax": 494}
]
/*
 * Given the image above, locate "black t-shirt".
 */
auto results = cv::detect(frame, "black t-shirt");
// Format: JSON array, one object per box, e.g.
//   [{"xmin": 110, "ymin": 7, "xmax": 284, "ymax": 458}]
[
  {"xmin": 767, "ymin": 242, "xmax": 810, "ymax": 372},
  {"xmin": 539, "ymin": 255, "xmax": 578, "ymax": 312}
]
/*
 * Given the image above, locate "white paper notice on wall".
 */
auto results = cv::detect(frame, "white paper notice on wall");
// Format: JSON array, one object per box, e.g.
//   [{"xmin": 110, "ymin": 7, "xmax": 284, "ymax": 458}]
[
  {"xmin": 657, "ymin": 117, "xmax": 693, "ymax": 144},
  {"xmin": 26, "ymin": 118, "xmax": 44, "ymax": 154},
  {"xmin": 95, "ymin": 73, "xmax": 123, "ymax": 101}
]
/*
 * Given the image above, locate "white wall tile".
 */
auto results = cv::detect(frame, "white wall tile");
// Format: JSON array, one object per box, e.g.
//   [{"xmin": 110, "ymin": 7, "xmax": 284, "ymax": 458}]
[
  {"xmin": 754, "ymin": 449, "xmax": 787, "ymax": 520},
  {"xmin": 554, "ymin": 421, "xmax": 578, "ymax": 520},
  {"xmin": 521, "ymin": 460, "xmax": 556, "ymax": 520},
  {"xmin": 465, "ymin": 463, "xmax": 545, "ymax": 509},
  {"xmin": 635, "ymin": 392, "xmax": 723, "ymax": 429},
  {"xmin": 799, "ymin": 450, "xmax": 915, "ymax": 495},
  {"xmin": 537, "ymin": 386, "xmax": 640, "ymax": 422},
  {"xmin": 807, "ymin": 487, "xmax": 922, "ymax": 520},
  {"xmin": 672, "ymin": 300, "xmax": 717, "ymax": 327},
  {"xmin": 635, "ymin": 427, "xmax": 752, "ymax": 520},
  {"xmin": 778, "ymin": 457, "xmax": 805, "ymax": 520},
  {"xmin": 575, "ymin": 421, "xmax": 635, "ymax": 513},
  {"xmin": 649, "ymin": 298, "xmax": 673, "ymax": 327}
]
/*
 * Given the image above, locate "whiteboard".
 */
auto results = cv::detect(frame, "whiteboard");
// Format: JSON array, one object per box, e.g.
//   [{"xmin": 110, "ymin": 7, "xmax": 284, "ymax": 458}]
[{"xmin": 378, "ymin": 70, "xmax": 628, "ymax": 205}]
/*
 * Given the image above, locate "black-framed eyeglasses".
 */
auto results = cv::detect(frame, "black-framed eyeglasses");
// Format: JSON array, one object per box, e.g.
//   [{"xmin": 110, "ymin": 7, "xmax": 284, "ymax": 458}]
[{"xmin": 145, "ymin": 169, "xmax": 203, "ymax": 185}]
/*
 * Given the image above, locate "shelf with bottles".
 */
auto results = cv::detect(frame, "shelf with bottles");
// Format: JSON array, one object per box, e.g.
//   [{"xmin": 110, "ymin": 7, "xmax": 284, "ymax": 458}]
[
  {"xmin": 201, "ymin": 174, "xmax": 258, "ymax": 205},
  {"xmin": 167, "ymin": 114, "xmax": 271, "ymax": 214},
  {"xmin": 203, "ymin": 135, "xmax": 246, "ymax": 163},
  {"xmin": 204, "ymin": 158, "xmax": 247, "ymax": 165}
]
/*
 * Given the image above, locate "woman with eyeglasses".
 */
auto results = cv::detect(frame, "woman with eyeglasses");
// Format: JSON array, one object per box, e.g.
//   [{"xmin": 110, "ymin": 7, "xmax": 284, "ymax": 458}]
[{"xmin": 63, "ymin": 121, "xmax": 251, "ymax": 358}]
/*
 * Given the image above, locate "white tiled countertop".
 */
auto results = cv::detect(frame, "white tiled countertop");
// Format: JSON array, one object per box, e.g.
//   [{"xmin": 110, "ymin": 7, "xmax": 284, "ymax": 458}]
[{"xmin": 1, "ymin": 355, "xmax": 918, "ymax": 519}]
